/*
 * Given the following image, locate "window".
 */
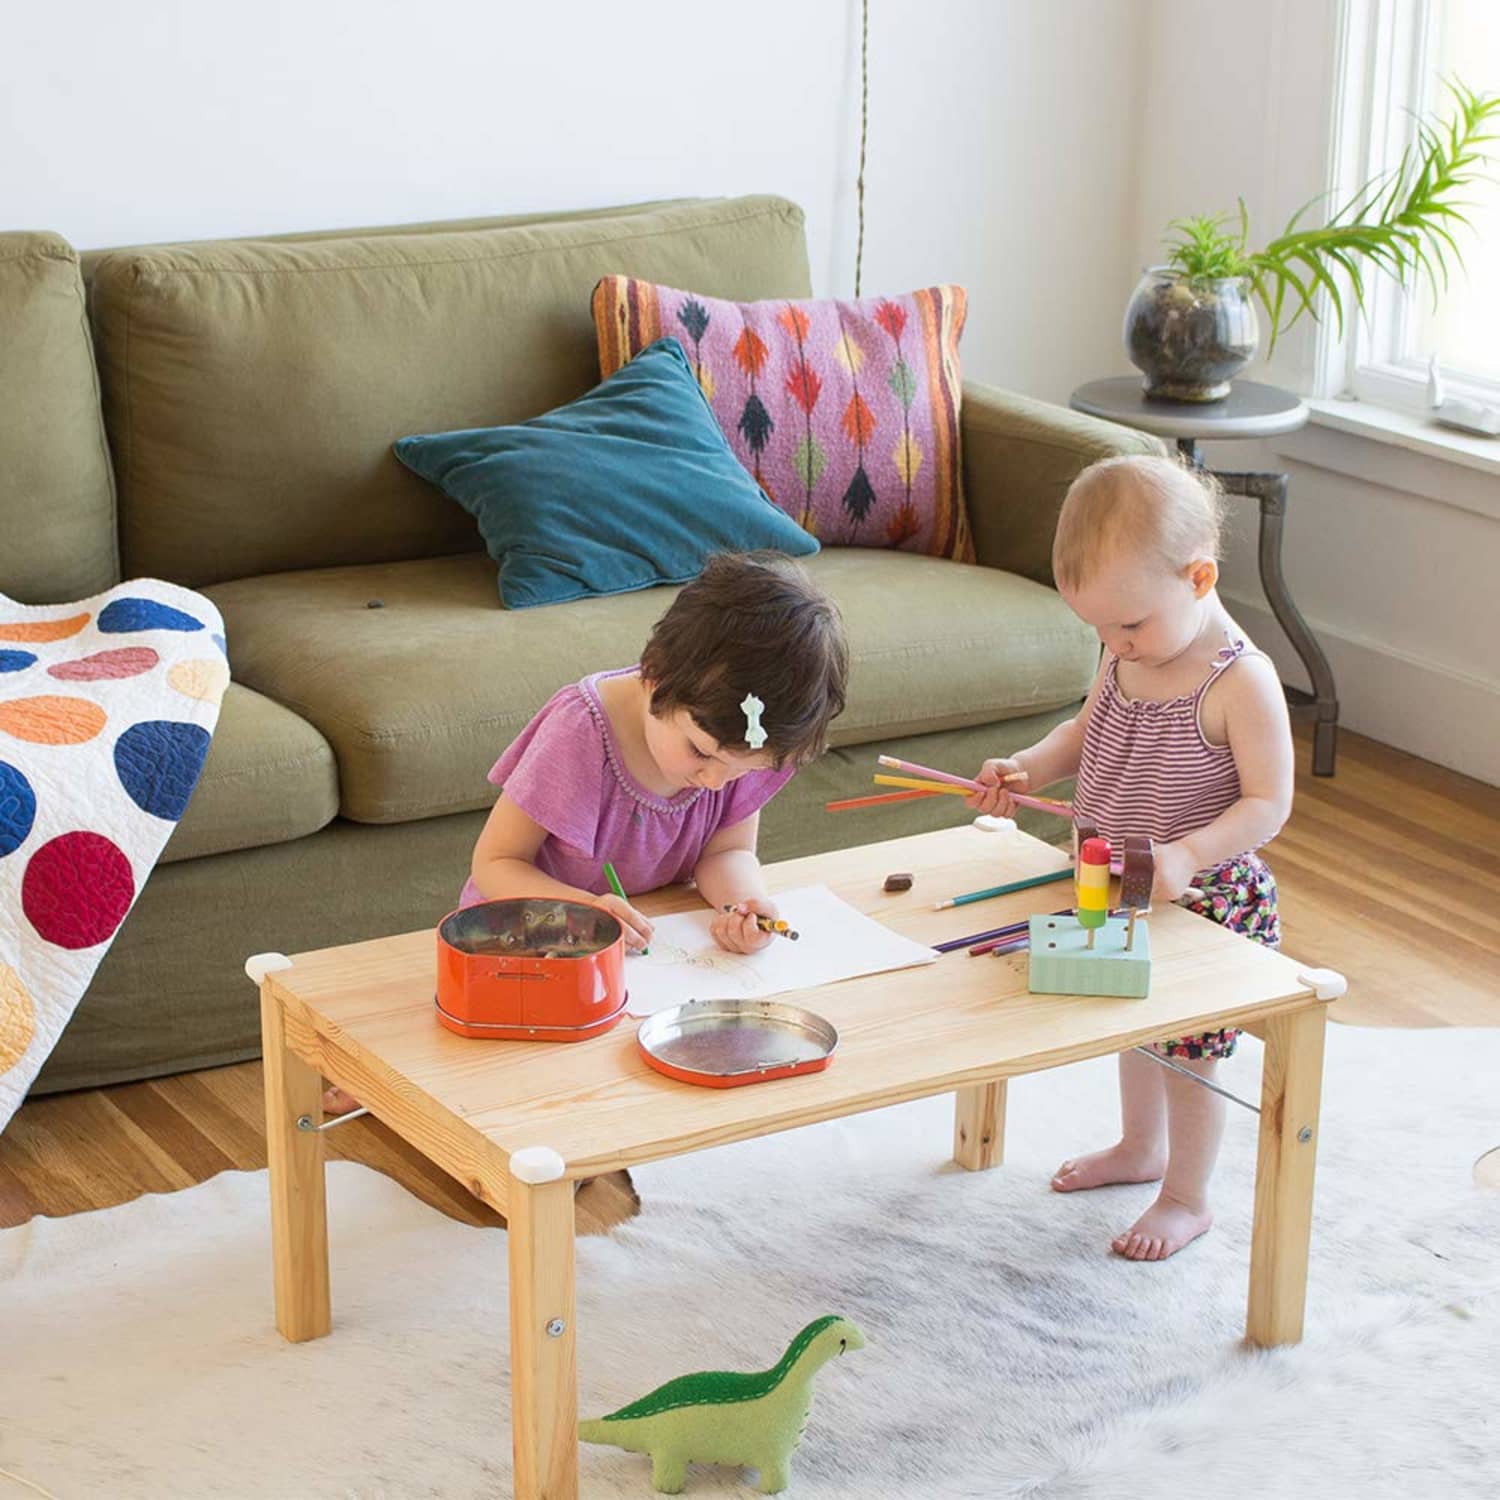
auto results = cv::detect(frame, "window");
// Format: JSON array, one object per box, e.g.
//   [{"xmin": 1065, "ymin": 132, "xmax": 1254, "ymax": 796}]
[{"xmin": 1331, "ymin": 0, "xmax": 1500, "ymax": 410}]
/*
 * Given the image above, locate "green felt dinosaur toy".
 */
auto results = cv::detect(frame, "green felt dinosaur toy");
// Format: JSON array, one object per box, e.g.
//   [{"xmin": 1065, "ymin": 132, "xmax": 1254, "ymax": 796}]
[{"xmin": 578, "ymin": 1314, "xmax": 866, "ymax": 1494}]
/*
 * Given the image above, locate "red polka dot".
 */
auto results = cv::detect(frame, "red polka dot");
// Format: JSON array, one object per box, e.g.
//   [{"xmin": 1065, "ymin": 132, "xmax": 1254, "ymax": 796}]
[
  {"xmin": 48, "ymin": 647, "xmax": 159, "ymax": 681},
  {"xmin": 21, "ymin": 832, "xmax": 135, "ymax": 949}
]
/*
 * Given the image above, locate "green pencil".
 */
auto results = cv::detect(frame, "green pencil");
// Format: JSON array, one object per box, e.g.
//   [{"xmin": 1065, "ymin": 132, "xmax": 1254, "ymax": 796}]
[
  {"xmin": 934, "ymin": 866, "xmax": 1073, "ymax": 910},
  {"xmin": 602, "ymin": 861, "xmax": 647, "ymax": 953}
]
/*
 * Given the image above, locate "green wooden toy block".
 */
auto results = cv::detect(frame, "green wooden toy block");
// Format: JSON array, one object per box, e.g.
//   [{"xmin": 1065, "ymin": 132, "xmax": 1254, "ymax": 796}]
[{"xmin": 1027, "ymin": 914, "xmax": 1151, "ymax": 998}]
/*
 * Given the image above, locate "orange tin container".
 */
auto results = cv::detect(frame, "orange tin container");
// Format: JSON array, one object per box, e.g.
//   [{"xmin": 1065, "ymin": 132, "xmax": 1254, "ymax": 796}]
[{"xmin": 434, "ymin": 898, "xmax": 627, "ymax": 1041}]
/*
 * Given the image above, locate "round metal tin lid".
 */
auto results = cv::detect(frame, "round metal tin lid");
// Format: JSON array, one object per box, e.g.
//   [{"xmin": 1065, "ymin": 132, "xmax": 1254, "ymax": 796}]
[{"xmin": 636, "ymin": 999, "xmax": 838, "ymax": 1080}]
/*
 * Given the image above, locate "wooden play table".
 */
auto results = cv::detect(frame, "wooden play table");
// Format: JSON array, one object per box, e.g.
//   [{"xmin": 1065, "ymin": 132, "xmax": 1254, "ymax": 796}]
[{"xmin": 252, "ymin": 824, "xmax": 1344, "ymax": 1499}]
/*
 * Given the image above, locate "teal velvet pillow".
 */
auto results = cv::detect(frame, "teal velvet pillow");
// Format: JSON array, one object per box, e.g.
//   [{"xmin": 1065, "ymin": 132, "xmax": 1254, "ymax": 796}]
[{"xmin": 393, "ymin": 338, "xmax": 820, "ymax": 609}]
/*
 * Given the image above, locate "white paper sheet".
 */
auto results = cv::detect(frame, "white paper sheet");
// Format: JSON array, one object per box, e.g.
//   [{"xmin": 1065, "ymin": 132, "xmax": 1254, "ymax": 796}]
[{"xmin": 623, "ymin": 883, "xmax": 938, "ymax": 1016}]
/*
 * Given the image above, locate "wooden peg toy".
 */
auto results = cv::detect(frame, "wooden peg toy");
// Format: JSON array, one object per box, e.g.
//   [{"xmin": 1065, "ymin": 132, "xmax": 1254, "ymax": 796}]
[{"xmin": 1027, "ymin": 833, "xmax": 1152, "ymax": 999}]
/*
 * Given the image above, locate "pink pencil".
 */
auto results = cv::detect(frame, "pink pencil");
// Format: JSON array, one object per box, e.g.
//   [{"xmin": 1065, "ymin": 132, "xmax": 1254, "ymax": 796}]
[{"xmin": 876, "ymin": 755, "xmax": 1073, "ymax": 819}]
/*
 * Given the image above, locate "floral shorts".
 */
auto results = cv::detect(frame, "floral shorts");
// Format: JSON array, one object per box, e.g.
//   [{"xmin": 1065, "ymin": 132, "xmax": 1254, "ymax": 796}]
[{"xmin": 1157, "ymin": 852, "xmax": 1280, "ymax": 1061}]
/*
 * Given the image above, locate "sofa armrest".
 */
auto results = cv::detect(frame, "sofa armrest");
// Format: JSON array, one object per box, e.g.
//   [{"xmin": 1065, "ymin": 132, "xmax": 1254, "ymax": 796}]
[{"xmin": 961, "ymin": 381, "xmax": 1167, "ymax": 586}]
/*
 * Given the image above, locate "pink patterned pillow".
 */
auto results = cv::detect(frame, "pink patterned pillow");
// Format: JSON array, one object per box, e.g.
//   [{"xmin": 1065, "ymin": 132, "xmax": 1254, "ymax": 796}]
[{"xmin": 593, "ymin": 278, "xmax": 972, "ymax": 559}]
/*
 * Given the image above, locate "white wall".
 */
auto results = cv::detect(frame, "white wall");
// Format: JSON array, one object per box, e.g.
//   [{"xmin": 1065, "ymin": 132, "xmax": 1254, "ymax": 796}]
[{"xmin": 2, "ymin": 0, "xmax": 1144, "ymax": 405}]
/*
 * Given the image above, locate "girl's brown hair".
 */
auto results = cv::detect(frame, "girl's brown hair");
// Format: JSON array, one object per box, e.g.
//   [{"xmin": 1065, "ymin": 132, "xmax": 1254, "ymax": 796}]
[
  {"xmin": 1052, "ymin": 454, "xmax": 1226, "ymax": 590},
  {"xmin": 640, "ymin": 551, "xmax": 848, "ymax": 768}
]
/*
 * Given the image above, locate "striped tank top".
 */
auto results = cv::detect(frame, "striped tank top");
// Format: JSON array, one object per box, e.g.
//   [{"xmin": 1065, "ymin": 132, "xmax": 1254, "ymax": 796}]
[{"xmin": 1072, "ymin": 636, "xmax": 1263, "ymax": 848}]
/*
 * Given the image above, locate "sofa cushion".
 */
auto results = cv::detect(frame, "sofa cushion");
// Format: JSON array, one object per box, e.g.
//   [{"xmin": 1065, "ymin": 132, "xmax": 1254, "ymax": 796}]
[
  {"xmin": 594, "ymin": 278, "xmax": 972, "ymax": 559},
  {"xmin": 205, "ymin": 551, "xmax": 1097, "ymax": 825},
  {"xmin": 0, "ymin": 232, "xmax": 117, "ymax": 604},
  {"xmin": 161, "ymin": 682, "xmax": 339, "ymax": 863},
  {"xmin": 88, "ymin": 196, "xmax": 813, "ymax": 587},
  {"xmin": 394, "ymin": 339, "xmax": 819, "ymax": 609}
]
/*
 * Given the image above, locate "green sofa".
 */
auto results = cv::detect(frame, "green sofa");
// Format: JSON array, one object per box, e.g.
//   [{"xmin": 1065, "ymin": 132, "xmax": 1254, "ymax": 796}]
[{"xmin": 0, "ymin": 195, "xmax": 1161, "ymax": 1095}]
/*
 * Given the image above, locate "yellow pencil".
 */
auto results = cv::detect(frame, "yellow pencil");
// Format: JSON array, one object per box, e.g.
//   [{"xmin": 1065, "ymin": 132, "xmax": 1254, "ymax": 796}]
[{"xmin": 873, "ymin": 773, "xmax": 971, "ymax": 797}]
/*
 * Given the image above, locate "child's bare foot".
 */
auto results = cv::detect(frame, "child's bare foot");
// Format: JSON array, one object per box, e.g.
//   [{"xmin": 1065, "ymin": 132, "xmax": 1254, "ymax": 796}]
[
  {"xmin": 1051, "ymin": 1142, "xmax": 1166, "ymax": 1193},
  {"xmin": 322, "ymin": 1084, "xmax": 362, "ymax": 1116},
  {"xmin": 1111, "ymin": 1192, "xmax": 1212, "ymax": 1261}
]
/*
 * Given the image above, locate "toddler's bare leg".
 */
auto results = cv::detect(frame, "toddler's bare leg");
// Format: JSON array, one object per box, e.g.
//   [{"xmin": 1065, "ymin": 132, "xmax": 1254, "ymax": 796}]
[
  {"xmin": 1052, "ymin": 1049, "xmax": 1168, "ymax": 1192},
  {"xmin": 1113, "ymin": 1053, "xmax": 1223, "ymax": 1260}
]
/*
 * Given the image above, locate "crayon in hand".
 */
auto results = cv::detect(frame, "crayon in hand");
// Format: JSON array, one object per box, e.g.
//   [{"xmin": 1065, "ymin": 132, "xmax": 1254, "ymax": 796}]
[{"xmin": 722, "ymin": 905, "xmax": 800, "ymax": 941}]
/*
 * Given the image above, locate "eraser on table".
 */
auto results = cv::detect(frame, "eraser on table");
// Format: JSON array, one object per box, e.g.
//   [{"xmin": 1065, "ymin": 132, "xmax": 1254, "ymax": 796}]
[
  {"xmin": 973, "ymin": 814, "xmax": 1015, "ymax": 833},
  {"xmin": 883, "ymin": 872, "xmax": 914, "ymax": 892}
]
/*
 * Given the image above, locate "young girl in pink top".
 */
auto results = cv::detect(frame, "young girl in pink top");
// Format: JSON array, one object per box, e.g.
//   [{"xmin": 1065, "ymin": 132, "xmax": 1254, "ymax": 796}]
[
  {"xmin": 461, "ymin": 550, "xmax": 848, "ymax": 951},
  {"xmin": 970, "ymin": 455, "xmax": 1294, "ymax": 1262},
  {"xmin": 324, "ymin": 552, "xmax": 848, "ymax": 1116}
]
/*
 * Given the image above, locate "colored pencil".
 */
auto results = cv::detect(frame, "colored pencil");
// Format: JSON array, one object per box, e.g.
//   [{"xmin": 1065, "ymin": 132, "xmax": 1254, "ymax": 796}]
[
  {"xmin": 934, "ymin": 922, "xmax": 1028, "ymax": 954},
  {"xmin": 877, "ymin": 754, "xmax": 981, "ymax": 791},
  {"xmin": 603, "ymin": 860, "xmax": 648, "ymax": 954},
  {"xmin": 826, "ymin": 788, "xmax": 941, "ymax": 812},
  {"xmin": 874, "ymin": 773, "xmax": 972, "ymax": 797},
  {"xmin": 987, "ymin": 936, "xmax": 1031, "ymax": 956},
  {"xmin": 876, "ymin": 754, "xmax": 1074, "ymax": 818},
  {"xmin": 934, "ymin": 866, "xmax": 1073, "ymax": 910},
  {"xmin": 872, "ymin": 772, "xmax": 1074, "ymax": 821}
]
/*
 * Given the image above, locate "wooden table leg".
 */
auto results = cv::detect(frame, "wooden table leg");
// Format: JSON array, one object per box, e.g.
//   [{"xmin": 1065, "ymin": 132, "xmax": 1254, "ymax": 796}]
[
  {"xmin": 260, "ymin": 987, "xmax": 330, "ymax": 1342},
  {"xmin": 509, "ymin": 1175, "xmax": 578, "ymax": 1499},
  {"xmin": 954, "ymin": 1080, "xmax": 1006, "ymax": 1170},
  {"xmin": 1246, "ymin": 1005, "xmax": 1327, "ymax": 1347}
]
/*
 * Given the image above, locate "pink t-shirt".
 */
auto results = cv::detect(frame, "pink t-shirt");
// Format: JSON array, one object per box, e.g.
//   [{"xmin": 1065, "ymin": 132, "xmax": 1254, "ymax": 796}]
[{"xmin": 457, "ymin": 667, "xmax": 794, "ymax": 909}]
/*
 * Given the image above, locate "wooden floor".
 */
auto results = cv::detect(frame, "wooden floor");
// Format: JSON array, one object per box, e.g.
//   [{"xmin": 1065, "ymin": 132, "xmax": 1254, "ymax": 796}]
[{"xmin": 2, "ymin": 725, "xmax": 1495, "ymax": 1232}]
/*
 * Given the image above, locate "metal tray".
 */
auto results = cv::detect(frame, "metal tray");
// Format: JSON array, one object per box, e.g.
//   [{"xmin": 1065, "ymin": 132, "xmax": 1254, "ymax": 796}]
[{"xmin": 636, "ymin": 999, "xmax": 838, "ymax": 1088}]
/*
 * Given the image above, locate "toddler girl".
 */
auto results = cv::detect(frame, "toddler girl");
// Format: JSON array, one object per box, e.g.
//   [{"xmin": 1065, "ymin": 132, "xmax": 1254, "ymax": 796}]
[
  {"xmin": 324, "ymin": 550, "xmax": 848, "ymax": 1116},
  {"xmin": 970, "ymin": 454, "xmax": 1293, "ymax": 1262}
]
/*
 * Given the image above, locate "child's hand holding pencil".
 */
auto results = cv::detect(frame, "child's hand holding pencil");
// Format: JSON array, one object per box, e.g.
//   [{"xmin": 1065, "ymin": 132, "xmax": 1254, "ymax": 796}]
[
  {"xmin": 967, "ymin": 756, "xmax": 1030, "ymax": 818},
  {"xmin": 712, "ymin": 898, "xmax": 783, "ymax": 955},
  {"xmin": 600, "ymin": 862, "xmax": 654, "ymax": 954}
]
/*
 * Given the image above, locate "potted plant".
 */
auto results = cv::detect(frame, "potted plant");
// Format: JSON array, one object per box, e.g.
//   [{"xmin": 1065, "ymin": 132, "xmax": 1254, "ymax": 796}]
[{"xmin": 1125, "ymin": 81, "xmax": 1500, "ymax": 401}]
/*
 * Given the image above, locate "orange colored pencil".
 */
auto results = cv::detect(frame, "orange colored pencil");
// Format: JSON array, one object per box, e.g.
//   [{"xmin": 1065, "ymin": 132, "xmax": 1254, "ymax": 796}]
[{"xmin": 826, "ymin": 788, "xmax": 942, "ymax": 812}]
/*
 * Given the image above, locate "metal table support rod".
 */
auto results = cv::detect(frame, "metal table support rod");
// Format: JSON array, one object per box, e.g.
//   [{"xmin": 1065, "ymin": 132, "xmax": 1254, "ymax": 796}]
[
  {"xmin": 296, "ymin": 1108, "xmax": 370, "ymax": 1131},
  {"xmin": 1133, "ymin": 1045, "xmax": 1261, "ymax": 1115}
]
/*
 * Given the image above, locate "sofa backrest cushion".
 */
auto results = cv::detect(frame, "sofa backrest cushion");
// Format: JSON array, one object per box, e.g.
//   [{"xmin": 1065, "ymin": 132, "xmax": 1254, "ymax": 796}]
[
  {"xmin": 87, "ymin": 196, "xmax": 812, "ymax": 587},
  {"xmin": 0, "ymin": 232, "xmax": 118, "ymax": 604}
]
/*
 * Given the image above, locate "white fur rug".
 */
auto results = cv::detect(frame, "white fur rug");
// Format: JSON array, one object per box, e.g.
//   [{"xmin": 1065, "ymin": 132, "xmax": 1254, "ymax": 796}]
[{"xmin": 2, "ymin": 1026, "xmax": 1496, "ymax": 1499}]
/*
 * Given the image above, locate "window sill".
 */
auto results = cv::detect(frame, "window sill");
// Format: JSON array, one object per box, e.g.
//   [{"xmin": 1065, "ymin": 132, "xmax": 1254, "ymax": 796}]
[{"xmin": 1265, "ymin": 396, "xmax": 1500, "ymax": 523}]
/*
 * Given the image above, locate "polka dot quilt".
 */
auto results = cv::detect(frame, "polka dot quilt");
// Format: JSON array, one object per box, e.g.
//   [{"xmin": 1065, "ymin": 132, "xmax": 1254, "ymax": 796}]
[{"xmin": 0, "ymin": 581, "xmax": 226, "ymax": 1127}]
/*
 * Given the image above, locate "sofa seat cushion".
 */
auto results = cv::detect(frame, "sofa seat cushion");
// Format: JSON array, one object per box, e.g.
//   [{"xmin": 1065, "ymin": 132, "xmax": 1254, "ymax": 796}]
[
  {"xmin": 162, "ymin": 682, "xmax": 340, "ymax": 863},
  {"xmin": 205, "ymin": 550, "xmax": 1097, "ymax": 825}
]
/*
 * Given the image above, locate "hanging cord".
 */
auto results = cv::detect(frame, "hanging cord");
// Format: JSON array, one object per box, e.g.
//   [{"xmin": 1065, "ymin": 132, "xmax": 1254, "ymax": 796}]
[{"xmin": 854, "ymin": 0, "xmax": 869, "ymax": 297}]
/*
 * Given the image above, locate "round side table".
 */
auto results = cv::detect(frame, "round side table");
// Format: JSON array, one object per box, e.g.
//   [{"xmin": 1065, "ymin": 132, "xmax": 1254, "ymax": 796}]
[{"xmin": 1070, "ymin": 376, "xmax": 1338, "ymax": 776}]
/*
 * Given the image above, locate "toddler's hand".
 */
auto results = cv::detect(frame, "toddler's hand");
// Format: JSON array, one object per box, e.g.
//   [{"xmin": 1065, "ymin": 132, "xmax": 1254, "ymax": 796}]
[
  {"xmin": 966, "ymin": 757, "xmax": 1027, "ymax": 817},
  {"xmin": 711, "ymin": 898, "xmax": 778, "ymax": 955},
  {"xmin": 596, "ymin": 893, "xmax": 654, "ymax": 953},
  {"xmin": 1151, "ymin": 841, "xmax": 1201, "ymax": 904}
]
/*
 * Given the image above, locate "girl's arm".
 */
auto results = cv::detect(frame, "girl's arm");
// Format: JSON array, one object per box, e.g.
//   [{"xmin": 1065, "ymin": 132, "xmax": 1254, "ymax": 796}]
[
  {"xmin": 694, "ymin": 812, "xmax": 776, "ymax": 954},
  {"xmin": 1155, "ymin": 655, "xmax": 1295, "ymax": 899},
  {"xmin": 470, "ymin": 794, "xmax": 654, "ymax": 950},
  {"xmin": 969, "ymin": 653, "xmax": 1108, "ymax": 814}
]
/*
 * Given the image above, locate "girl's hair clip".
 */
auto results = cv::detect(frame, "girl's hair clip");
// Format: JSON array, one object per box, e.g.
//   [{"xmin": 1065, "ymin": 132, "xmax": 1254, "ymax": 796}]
[{"xmin": 740, "ymin": 693, "xmax": 768, "ymax": 750}]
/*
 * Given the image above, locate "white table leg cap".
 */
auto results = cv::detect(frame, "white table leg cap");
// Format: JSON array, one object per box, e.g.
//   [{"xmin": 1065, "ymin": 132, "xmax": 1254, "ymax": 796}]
[
  {"xmin": 245, "ymin": 952, "xmax": 294, "ymax": 985},
  {"xmin": 973, "ymin": 814, "xmax": 1016, "ymax": 834},
  {"xmin": 1297, "ymin": 966, "xmax": 1348, "ymax": 1001},
  {"xmin": 510, "ymin": 1146, "xmax": 567, "ymax": 1184}
]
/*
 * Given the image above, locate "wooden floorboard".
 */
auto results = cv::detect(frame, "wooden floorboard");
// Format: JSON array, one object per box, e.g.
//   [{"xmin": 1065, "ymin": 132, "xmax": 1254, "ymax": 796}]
[{"xmin": 2, "ymin": 724, "xmax": 1494, "ymax": 1231}]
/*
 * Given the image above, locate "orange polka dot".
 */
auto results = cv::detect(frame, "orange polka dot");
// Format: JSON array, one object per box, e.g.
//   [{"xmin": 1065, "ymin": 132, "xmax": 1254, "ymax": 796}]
[
  {"xmin": 0, "ymin": 613, "xmax": 91, "ymax": 643},
  {"xmin": 0, "ymin": 958, "xmax": 35, "ymax": 1074},
  {"xmin": 0, "ymin": 696, "xmax": 108, "ymax": 745}
]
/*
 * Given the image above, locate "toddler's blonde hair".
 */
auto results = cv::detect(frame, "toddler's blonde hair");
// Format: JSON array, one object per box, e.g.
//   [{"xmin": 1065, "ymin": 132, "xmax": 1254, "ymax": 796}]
[{"xmin": 1052, "ymin": 454, "xmax": 1225, "ymax": 590}]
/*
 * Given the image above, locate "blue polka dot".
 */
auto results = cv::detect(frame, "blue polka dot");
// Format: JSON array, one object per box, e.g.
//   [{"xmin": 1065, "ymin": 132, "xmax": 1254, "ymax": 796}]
[
  {"xmin": 113, "ymin": 720, "xmax": 212, "ymax": 821},
  {"xmin": 0, "ymin": 761, "xmax": 36, "ymax": 857},
  {"xmin": 0, "ymin": 650, "xmax": 37, "ymax": 673},
  {"xmin": 98, "ymin": 598, "xmax": 205, "ymax": 635}
]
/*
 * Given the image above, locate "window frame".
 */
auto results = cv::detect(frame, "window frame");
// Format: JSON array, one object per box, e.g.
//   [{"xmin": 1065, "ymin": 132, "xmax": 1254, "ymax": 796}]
[{"xmin": 1320, "ymin": 0, "xmax": 1500, "ymax": 410}]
